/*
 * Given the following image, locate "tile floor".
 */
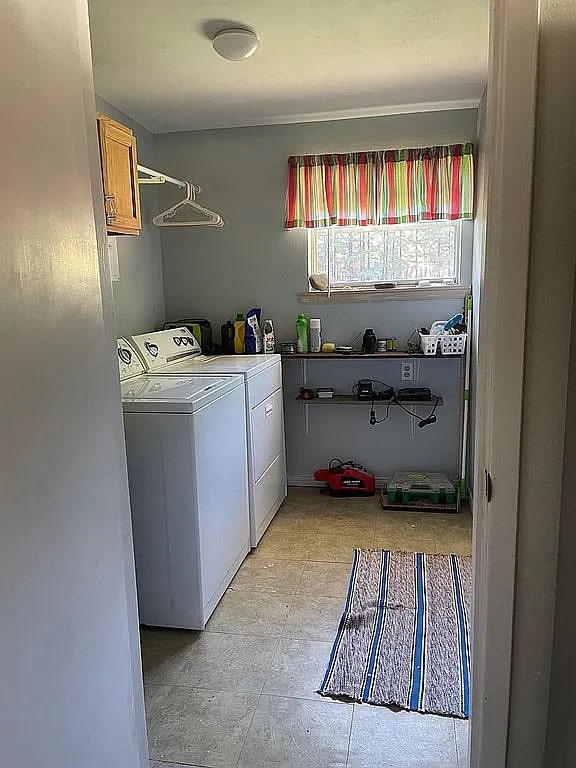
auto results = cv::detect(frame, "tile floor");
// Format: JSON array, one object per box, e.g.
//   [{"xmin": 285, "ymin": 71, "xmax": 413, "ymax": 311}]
[{"xmin": 144, "ymin": 488, "xmax": 473, "ymax": 768}]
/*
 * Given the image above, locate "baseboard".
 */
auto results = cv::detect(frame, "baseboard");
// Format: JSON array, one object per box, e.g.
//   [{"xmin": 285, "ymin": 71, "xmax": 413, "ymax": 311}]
[{"xmin": 287, "ymin": 475, "xmax": 316, "ymax": 487}]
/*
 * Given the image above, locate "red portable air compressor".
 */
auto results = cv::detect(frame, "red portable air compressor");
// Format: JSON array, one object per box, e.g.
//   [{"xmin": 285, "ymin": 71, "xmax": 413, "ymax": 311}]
[{"xmin": 314, "ymin": 459, "xmax": 376, "ymax": 497}]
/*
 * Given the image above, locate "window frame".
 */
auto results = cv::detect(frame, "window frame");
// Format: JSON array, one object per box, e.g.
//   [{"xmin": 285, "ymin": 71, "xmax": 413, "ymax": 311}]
[{"xmin": 307, "ymin": 220, "xmax": 463, "ymax": 290}]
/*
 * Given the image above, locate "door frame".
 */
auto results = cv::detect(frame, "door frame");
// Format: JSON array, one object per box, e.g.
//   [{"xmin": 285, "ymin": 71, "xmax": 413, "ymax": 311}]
[{"xmin": 470, "ymin": 1, "xmax": 539, "ymax": 766}]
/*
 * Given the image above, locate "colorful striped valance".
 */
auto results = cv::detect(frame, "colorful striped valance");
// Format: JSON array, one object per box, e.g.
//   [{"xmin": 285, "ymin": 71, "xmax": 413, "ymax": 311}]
[{"xmin": 284, "ymin": 143, "xmax": 474, "ymax": 228}]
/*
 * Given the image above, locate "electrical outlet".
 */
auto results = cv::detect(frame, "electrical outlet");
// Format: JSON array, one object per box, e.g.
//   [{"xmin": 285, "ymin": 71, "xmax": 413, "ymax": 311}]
[{"xmin": 401, "ymin": 361, "xmax": 414, "ymax": 381}]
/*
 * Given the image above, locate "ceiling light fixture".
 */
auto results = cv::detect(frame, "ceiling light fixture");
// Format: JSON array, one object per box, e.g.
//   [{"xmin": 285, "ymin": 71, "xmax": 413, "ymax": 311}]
[{"xmin": 211, "ymin": 28, "xmax": 260, "ymax": 61}]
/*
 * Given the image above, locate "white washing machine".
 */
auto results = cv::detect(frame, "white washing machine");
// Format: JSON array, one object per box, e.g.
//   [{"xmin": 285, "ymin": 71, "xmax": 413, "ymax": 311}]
[
  {"xmin": 117, "ymin": 338, "xmax": 250, "ymax": 629},
  {"xmin": 129, "ymin": 328, "xmax": 287, "ymax": 547}
]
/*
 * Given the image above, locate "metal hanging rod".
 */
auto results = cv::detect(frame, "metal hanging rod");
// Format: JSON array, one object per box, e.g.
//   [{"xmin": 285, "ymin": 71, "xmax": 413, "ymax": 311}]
[
  {"xmin": 137, "ymin": 163, "xmax": 223, "ymax": 228},
  {"xmin": 137, "ymin": 164, "xmax": 199, "ymax": 192}
]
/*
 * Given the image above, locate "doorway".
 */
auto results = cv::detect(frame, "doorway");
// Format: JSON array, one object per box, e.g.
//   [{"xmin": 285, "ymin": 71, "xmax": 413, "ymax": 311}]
[{"xmin": 86, "ymin": 1, "xmax": 542, "ymax": 767}]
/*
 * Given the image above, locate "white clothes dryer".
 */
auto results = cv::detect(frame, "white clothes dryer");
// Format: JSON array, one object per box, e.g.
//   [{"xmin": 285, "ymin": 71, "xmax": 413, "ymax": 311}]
[{"xmin": 130, "ymin": 328, "xmax": 287, "ymax": 547}]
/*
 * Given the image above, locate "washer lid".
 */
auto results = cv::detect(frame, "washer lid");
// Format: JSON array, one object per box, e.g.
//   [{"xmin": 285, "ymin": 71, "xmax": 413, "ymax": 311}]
[{"xmin": 121, "ymin": 373, "xmax": 243, "ymax": 412}]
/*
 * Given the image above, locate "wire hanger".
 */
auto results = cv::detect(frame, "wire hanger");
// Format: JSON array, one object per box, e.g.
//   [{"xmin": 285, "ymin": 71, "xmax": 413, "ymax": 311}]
[{"xmin": 137, "ymin": 164, "xmax": 224, "ymax": 228}]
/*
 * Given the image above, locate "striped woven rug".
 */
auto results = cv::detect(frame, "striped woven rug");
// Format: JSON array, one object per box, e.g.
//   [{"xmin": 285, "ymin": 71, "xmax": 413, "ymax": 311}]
[{"xmin": 319, "ymin": 549, "xmax": 472, "ymax": 718}]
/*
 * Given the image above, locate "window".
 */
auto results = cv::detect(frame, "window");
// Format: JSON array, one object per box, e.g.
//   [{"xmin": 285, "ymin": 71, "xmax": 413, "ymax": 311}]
[{"xmin": 308, "ymin": 220, "xmax": 461, "ymax": 289}]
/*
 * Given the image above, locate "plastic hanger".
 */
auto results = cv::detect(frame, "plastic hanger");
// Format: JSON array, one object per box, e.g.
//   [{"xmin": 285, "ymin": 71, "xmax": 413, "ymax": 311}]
[{"xmin": 152, "ymin": 182, "xmax": 224, "ymax": 228}]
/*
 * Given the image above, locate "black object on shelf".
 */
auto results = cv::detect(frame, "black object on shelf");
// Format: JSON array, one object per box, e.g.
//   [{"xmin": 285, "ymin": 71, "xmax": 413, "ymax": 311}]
[
  {"xmin": 397, "ymin": 387, "xmax": 433, "ymax": 402},
  {"xmin": 361, "ymin": 328, "xmax": 377, "ymax": 354},
  {"xmin": 163, "ymin": 319, "xmax": 215, "ymax": 353},
  {"xmin": 220, "ymin": 321, "xmax": 235, "ymax": 354},
  {"xmin": 356, "ymin": 379, "xmax": 394, "ymax": 401}
]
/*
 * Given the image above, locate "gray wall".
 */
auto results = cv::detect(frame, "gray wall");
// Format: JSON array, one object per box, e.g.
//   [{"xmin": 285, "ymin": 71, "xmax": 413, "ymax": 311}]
[
  {"xmin": 156, "ymin": 109, "xmax": 477, "ymax": 342},
  {"xmin": 283, "ymin": 356, "xmax": 463, "ymax": 482},
  {"xmin": 506, "ymin": 1, "xmax": 576, "ymax": 765},
  {"xmin": 95, "ymin": 97, "xmax": 165, "ymax": 337},
  {"xmin": 156, "ymin": 110, "xmax": 476, "ymax": 482},
  {"xmin": 0, "ymin": 0, "xmax": 147, "ymax": 765}
]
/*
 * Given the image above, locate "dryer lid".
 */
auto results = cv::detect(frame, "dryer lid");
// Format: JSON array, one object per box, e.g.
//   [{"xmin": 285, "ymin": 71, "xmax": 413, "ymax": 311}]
[{"xmin": 165, "ymin": 353, "xmax": 280, "ymax": 378}]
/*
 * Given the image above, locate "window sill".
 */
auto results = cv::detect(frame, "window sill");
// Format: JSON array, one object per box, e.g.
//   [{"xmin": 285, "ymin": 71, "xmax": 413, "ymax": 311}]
[{"xmin": 298, "ymin": 284, "xmax": 471, "ymax": 304}]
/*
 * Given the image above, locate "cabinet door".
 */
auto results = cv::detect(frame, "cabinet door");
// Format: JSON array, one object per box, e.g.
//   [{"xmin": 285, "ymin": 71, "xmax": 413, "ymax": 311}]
[{"xmin": 97, "ymin": 114, "xmax": 141, "ymax": 235}]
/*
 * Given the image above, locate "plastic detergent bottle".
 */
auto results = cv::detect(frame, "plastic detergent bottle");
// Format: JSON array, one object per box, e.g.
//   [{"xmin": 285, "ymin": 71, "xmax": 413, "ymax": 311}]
[
  {"xmin": 296, "ymin": 313, "xmax": 309, "ymax": 353},
  {"xmin": 234, "ymin": 313, "xmax": 245, "ymax": 354}
]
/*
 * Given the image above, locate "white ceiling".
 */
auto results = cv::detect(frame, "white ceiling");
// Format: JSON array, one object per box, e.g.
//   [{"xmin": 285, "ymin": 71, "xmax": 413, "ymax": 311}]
[{"xmin": 89, "ymin": 0, "xmax": 488, "ymax": 134}]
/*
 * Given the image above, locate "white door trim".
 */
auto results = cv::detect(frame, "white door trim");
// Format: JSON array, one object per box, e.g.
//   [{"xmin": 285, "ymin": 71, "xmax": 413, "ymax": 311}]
[{"xmin": 470, "ymin": 1, "xmax": 539, "ymax": 766}]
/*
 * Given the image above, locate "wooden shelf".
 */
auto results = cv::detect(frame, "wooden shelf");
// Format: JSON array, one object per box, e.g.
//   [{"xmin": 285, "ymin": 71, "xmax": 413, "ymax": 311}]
[
  {"xmin": 282, "ymin": 352, "xmax": 461, "ymax": 360},
  {"xmin": 298, "ymin": 284, "xmax": 471, "ymax": 304},
  {"xmin": 283, "ymin": 351, "xmax": 419, "ymax": 360},
  {"xmin": 295, "ymin": 394, "xmax": 444, "ymax": 406}
]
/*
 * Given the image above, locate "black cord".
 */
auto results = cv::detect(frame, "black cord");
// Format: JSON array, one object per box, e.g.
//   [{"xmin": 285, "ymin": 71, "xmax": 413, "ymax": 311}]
[
  {"xmin": 369, "ymin": 395, "xmax": 439, "ymax": 427},
  {"xmin": 369, "ymin": 379, "xmax": 394, "ymax": 389},
  {"xmin": 328, "ymin": 458, "xmax": 356, "ymax": 472},
  {"xmin": 370, "ymin": 398, "xmax": 392, "ymax": 425},
  {"xmin": 353, "ymin": 377, "xmax": 438, "ymax": 428},
  {"xmin": 393, "ymin": 394, "xmax": 439, "ymax": 421}
]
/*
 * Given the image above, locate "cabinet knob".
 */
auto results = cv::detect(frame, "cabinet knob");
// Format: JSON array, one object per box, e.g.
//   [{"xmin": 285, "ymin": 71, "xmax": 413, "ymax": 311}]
[{"xmin": 104, "ymin": 194, "xmax": 117, "ymax": 223}]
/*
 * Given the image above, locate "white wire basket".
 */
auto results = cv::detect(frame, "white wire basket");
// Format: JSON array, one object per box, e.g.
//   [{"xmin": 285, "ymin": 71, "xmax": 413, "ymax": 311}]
[
  {"xmin": 439, "ymin": 333, "xmax": 467, "ymax": 356},
  {"xmin": 419, "ymin": 333, "xmax": 439, "ymax": 356}
]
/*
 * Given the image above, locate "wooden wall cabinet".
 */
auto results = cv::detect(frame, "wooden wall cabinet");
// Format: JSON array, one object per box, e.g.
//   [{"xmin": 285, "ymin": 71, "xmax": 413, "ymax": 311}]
[{"xmin": 96, "ymin": 113, "xmax": 141, "ymax": 235}]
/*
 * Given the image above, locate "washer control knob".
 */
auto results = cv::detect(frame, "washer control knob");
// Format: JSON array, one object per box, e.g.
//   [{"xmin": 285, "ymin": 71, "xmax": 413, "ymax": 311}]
[{"xmin": 118, "ymin": 347, "xmax": 132, "ymax": 365}]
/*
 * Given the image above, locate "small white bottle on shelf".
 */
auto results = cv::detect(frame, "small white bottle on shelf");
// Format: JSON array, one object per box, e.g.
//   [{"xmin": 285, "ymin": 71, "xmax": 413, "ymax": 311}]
[
  {"xmin": 263, "ymin": 319, "xmax": 275, "ymax": 354},
  {"xmin": 309, "ymin": 318, "xmax": 322, "ymax": 352}
]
